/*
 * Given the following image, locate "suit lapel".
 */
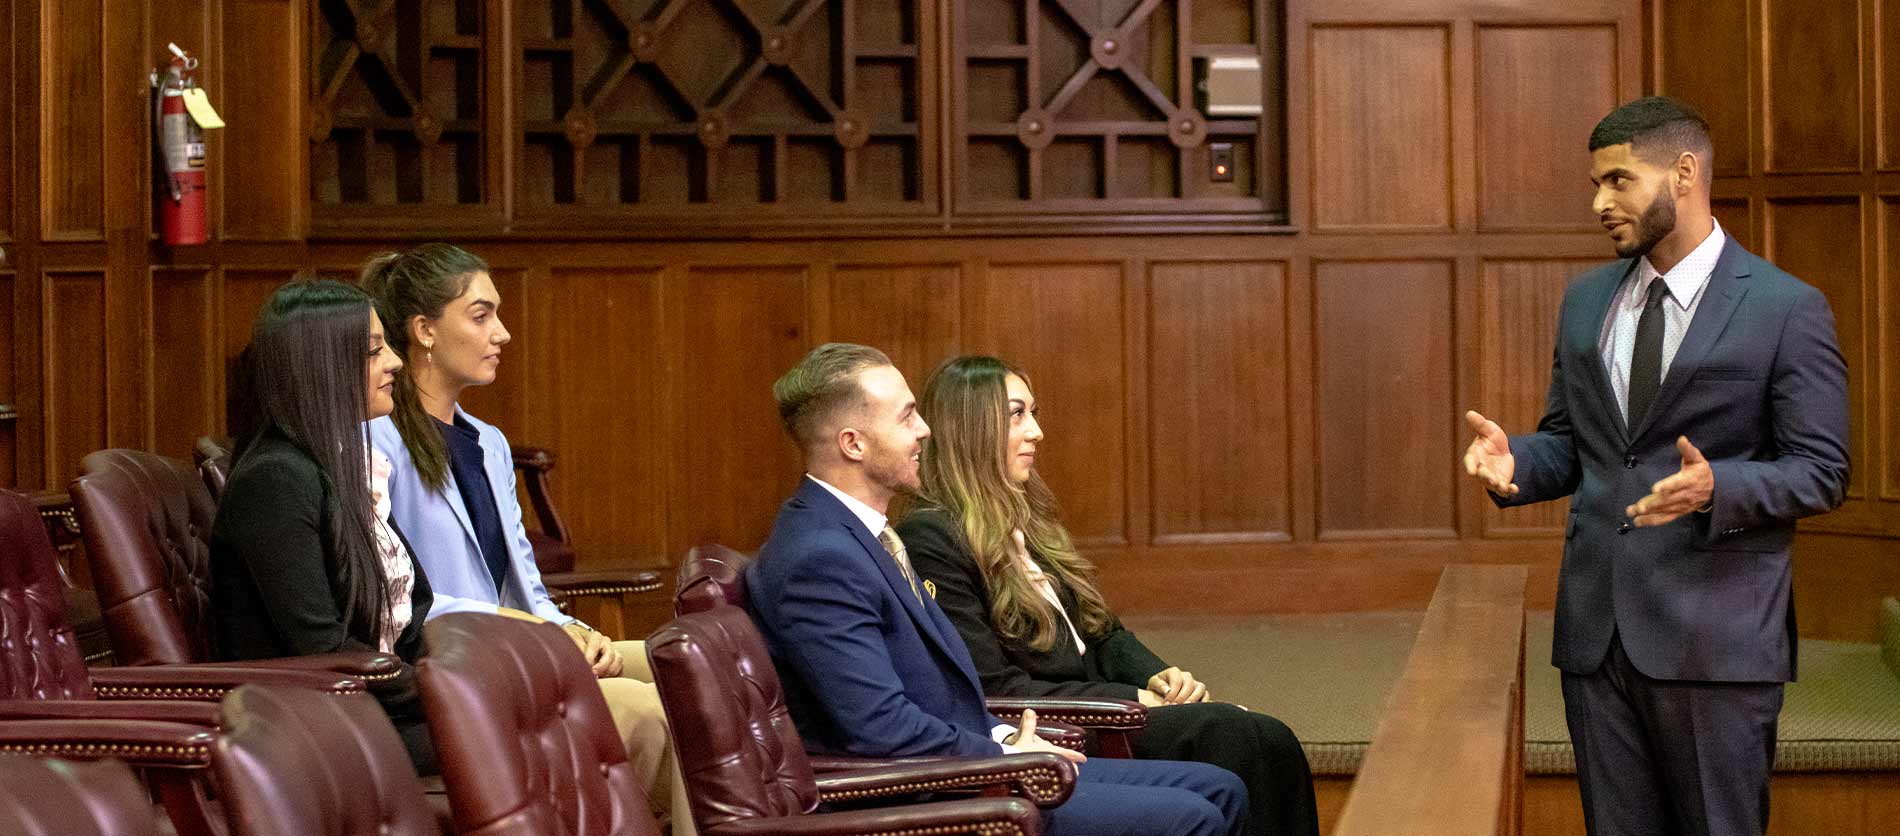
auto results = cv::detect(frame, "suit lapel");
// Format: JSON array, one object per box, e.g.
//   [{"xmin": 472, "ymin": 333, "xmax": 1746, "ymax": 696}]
[
  {"xmin": 796, "ymin": 479, "xmax": 981, "ymax": 693},
  {"xmin": 1629, "ymin": 238, "xmax": 1751, "ymax": 442},
  {"xmin": 1576, "ymin": 261, "xmax": 1636, "ymax": 445}
]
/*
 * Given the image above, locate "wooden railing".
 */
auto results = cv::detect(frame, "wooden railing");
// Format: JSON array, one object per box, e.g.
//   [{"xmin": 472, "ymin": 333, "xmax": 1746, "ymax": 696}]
[{"xmin": 1332, "ymin": 565, "xmax": 1528, "ymax": 836}]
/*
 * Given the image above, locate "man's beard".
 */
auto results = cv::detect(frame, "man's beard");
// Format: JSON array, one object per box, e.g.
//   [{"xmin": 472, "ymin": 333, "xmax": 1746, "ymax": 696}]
[{"xmin": 1616, "ymin": 190, "xmax": 1677, "ymax": 259}]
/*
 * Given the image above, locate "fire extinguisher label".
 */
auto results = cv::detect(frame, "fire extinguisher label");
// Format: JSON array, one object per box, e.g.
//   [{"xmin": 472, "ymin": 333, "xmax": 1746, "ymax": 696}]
[{"xmin": 187, "ymin": 142, "xmax": 206, "ymax": 167}]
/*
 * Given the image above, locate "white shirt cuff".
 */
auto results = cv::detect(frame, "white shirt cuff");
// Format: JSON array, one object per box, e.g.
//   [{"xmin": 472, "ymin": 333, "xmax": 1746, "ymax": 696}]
[{"xmin": 991, "ymin": 723, "xmax": 1020, "ymax": 753}]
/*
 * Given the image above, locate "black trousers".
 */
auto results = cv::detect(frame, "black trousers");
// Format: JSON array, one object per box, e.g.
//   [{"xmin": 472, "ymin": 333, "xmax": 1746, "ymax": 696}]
[
  {"xmin": 1134, "ymin": 702, "xmax": 1319, "ymax": 836},
  {"xmin": 1561, "ymin": 632, "xmax": 1783, "ymax": 836}
]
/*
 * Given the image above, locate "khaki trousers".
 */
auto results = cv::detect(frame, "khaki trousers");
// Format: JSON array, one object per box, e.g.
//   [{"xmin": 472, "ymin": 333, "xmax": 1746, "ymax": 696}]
[{"xmin": 600, "ymin": 640, "xmax": 695, "ymax": 836}]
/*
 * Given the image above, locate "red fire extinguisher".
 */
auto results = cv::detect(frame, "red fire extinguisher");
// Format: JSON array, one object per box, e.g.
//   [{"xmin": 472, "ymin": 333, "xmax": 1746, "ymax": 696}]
[{"xmin": 154, "ymin": 43, "xmax": 220, "ymax": 246}]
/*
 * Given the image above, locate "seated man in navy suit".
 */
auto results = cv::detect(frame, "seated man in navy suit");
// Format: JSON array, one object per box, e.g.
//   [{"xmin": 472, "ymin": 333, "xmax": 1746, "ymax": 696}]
[{"xmin": 747, "ymin": 342, "xmax": 1247, "ymax": 836}]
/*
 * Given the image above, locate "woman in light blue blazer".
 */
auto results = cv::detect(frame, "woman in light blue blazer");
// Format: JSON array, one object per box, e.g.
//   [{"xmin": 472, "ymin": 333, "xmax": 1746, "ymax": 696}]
[{"xmin": 361, "ymin": 244, "xmax": 689, "ymax": 835}]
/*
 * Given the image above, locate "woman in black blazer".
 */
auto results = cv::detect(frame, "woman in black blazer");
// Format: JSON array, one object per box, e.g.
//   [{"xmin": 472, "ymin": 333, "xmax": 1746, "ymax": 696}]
[
  {"xmin": 896, "ymin": 355, "xmax": 1318, "ymax": 836},
  {"xmin": 209, "ymin": 279, "xmax": 437, "ymax": 773}
]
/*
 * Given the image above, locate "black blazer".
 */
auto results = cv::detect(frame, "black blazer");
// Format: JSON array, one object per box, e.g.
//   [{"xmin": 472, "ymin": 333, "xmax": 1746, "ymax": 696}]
[
  {"xmin": 897, "ymin": 507, "xmax": 1168, "ymax": 702},
  {"xmin": 209, "ymin": 431, "xmax": 433, "ymax": 719}
]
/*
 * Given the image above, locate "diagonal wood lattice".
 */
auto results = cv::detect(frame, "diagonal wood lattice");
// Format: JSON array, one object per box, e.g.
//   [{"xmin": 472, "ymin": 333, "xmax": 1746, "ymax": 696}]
[
  {"xmin": 959, "ymin": 0, "xmax": 1270, "ymax": 209},
  {"xmin": 520, "ymin": 0, "xmax": 923, "ymax": 207},
  {"xmin": 309, "ymin": 0, "xmax": 486, "ymax": 205}
]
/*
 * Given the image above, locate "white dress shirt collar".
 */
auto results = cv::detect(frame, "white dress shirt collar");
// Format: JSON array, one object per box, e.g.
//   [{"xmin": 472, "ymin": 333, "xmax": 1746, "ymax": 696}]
[
  {"xmin": 1636, "ymin": 219, "xmax": 1726, "ymax": 310},
  {"xmin": 806, "ymin": 474, "xmax": 887, "ymax": 536}
]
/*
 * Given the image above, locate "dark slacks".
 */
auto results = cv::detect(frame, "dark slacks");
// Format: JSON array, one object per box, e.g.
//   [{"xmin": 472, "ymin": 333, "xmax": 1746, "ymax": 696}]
[
  {"xmin": 1044, "ymin": 757, "xmax": 1248, "ymax": 836},
  {"xmin": 1136, "ymin": 702, "xmax": 1319, "ymax": 836},
  {"xmin": 1561, "ymin": 632, "xmax": 1783, "ymax": 836}
]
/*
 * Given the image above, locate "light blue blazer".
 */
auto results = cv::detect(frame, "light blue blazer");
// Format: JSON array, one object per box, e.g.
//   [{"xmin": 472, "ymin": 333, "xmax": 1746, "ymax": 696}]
[{"xmin": 368, "ymin": 411, "xmax": 571, "ymax": 624}]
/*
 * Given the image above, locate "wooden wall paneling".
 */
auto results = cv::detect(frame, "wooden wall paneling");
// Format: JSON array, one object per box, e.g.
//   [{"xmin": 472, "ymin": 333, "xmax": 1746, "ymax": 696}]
[
  {"xmin": 529, "ymin": 267, "xmax": 669, "ymax": 565},
  {"xmin": 1654, "ymin": 0, "xmax": 1751, "ymax": 177},
  {"xmin": 43, "ymin": 272, "xmax": 106, "ymax": 486},
  {"xmin": 1308, "ymin": 25, "xmax": 1451, "ymax": 231},
  {"xmin": 1883, "ymin": 0, "xmax": 1898, "ymax": 170},
  {"xmin": 41, "ymin": 0, "xmax": 105, "ymax": 240},
  {"xmin": 221, "ymin": 0, "xmax": 304, "ymax": 239},
  {"xmin": 825, "ymin": 263, "xmax": 962, "ymax": 385},
  {"xmin": 1762, "ymin": 0, "xmax": 1861, "ymax": 173},
  {"xmin": 103, "ymin": 0, "xmax": 149, "ymax": 453},
  {"xmin": 1313, "ymin": 260, "xmax": 1456, "ymax": 539},
  {"xmin": 1147, "ymin": 260, "xmax": 1292, "ymax": 542},
  {"xmin": 1883, "ymin": 197, "xmax": 1899, "ymax": 500},
  {"xmin": 1476, "ymin": 260, "xmax": 1592, "ymax": 537},
  {"xmin": 149, "ymin": 268, "xmax": 216, "ymax": 460},
  {"xmin": 967, "ymin": 261, "xmax": 1128, "ymax": 546},
  {"xmin": 0, "ymin": 0, "xmax": 12, "ymax": 245},
  {"xmin": 1474, "ymin": 25, "xmax": 1618, "ymax": 231},
  {"xmin": 1712, "ymin": 197, "xmax": 1754, "ymax": 252},
  {"xmin": 668, "ymin": 265, "xmax": 811, "ymax": 557},
  {"xmin": 0, "ymin": 270, "xmax": 13, "ymax": 486},
  {"xmin": 1767, "ymin": 197, "xmax": 1867, "ymax": 499}
]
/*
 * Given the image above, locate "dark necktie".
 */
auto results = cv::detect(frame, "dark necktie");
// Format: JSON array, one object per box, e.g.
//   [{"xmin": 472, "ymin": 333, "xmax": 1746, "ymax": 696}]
[{"xmin": 1627, "ymin": 277, "xmax": 1669, "ymax": 428}]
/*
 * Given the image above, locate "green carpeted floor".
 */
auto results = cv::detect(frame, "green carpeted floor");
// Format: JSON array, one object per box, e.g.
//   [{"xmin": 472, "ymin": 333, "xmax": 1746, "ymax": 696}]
[{"xmin": 1125, "ymin": 612, "xmax": 1900, "ymax": 775}]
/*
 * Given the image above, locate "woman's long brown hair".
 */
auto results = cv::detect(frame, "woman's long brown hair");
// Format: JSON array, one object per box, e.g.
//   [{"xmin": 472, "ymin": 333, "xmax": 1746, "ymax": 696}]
[{"xmin": 910, "ymin": 355, "xmax": 1112, "ymax": 652}]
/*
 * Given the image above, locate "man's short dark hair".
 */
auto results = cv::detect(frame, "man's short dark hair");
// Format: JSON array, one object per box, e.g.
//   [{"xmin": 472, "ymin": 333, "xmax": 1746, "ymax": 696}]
[
  {"xmin": 1589, "ymin": 96, "xmax": 1715, "ymax": 183},
  {"xmin": 774, "ymin": 343, "xmax": 893, "ymax": 451}
]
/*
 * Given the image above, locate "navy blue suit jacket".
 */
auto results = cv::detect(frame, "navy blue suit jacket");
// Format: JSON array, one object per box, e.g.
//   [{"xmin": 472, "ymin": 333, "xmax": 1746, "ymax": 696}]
[
  {"xmin": 747, "ymin": 476, "xmax": 1008, "ymax": 758},
  {"xmin": 1500, "ymin": 236, "xmax": 1849, "ymax": 682}
]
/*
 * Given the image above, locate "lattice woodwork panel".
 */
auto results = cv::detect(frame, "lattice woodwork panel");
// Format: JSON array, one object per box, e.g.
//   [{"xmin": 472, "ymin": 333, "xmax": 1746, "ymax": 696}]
[
  {"xmin": 958, "ymin": 0, "xmax": 1275, "ymax": 214},
  {"xmin": 309, "ymin": 0, "xmax": 485, "ymax": 205},
  {"xmin": 518, "ymin": 0, "xmax": 925, "ymax": 210}
]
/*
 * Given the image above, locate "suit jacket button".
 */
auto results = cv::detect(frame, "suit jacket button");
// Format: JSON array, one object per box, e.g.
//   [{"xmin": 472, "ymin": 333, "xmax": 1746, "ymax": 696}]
[
  {"xmin": 1624, "ymin": 455, "xmax": 1637, "ymax": 469},
  {"xmin": 1617, "ymin": 522, "xmax": 1633, "ymax": 535}
]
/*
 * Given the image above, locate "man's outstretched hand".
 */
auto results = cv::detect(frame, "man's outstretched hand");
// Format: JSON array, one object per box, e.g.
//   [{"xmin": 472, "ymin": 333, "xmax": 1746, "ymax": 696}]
[
  {"xmin": 1462, "ymin": 410, "xmax": 1518, "ymax": 498},
  {"xmin": 1626, "ymin": 436, "xmax": 1714, "ymax": 527}
]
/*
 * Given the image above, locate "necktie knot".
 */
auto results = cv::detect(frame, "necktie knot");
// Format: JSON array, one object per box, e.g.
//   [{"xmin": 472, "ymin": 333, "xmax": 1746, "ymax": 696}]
[{"xmin": 1643, "ymin": 276, "xmax": 1670, "ymax": 309}]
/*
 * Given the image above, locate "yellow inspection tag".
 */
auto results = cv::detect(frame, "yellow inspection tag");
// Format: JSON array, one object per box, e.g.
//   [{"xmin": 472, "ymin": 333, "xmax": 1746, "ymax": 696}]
[{"xmin": 181, "ymin": 88, "xmax": 224, "ymax": 129}]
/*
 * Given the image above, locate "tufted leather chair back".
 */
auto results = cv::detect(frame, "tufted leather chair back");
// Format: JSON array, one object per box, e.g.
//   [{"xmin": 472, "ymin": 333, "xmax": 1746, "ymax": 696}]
[
  {"xmin": 0, "ymin": 757, "xmax": 161, "ymax": 836},
  {"xmin": 418, "ymin": 613, "xmax": 661, "ymax": 836},
  {"xmin": 646, "ymin": 605, "xmax": 820, "ymax": 833},
  {"xmin": 192, "ymin": 436, "xmax": 232, "ymax": 499},
  {"xmin": 671, "ymin": 544, "xmax": 753, "ymax": 617},
  {"xmin": 0, "ymin": 489, "xmax": 95, "ymax": 700},
  {"xmin": 213, "ymin": 684, "xmax": 438, "ymax": 836},
  {"xmin": 70, "ymin": 449, "xmax": 220, "ymax": 667}
]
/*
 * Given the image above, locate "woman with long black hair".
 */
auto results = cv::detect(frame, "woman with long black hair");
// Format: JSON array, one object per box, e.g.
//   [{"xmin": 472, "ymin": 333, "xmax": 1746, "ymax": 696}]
[{"xmin": 209, "ymin": 279, "xmax": 437, "ymax": 773}]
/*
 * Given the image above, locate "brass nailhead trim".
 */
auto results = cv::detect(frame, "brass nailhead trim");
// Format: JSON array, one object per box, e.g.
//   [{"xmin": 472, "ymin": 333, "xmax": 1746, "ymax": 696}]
[
  {"xmin": 548, "ymin": 581, "xmax": 663, "ymax": 599},
  {"xmin": 992, "ymin": 712, "xmax": 1144, "ymax": 730},
  {"xmin": 0, "ymin": 742, "xmax": 209, "ymax": 761},
  {"xmin": 817, "ymin": 766, "xmax": 1063, "ymax": 804},
  {"xmin": 843, "ymin": 821, "xmax": 1027, "ymax": 836},
  {"xmin": 97, "ymin": 683, "xmax": 364, "ymax": 700}
]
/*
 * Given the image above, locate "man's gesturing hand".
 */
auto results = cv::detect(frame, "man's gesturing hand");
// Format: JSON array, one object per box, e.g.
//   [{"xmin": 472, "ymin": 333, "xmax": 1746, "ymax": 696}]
[
  {"xmin": 1462, "ymin": 411, "xmax": 1518, "ymax": 497},
  {"xmin": 1626, "ymin": 436, "xmax": 1714, "ymax": 527}
]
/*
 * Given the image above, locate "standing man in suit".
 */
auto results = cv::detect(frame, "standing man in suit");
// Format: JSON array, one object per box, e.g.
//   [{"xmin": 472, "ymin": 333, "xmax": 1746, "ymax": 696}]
[
  {"xmin": 748, "ymin": 342, "xmax": 1248, "ymax": 836},
  {"xmin": 1463, "ymin": 97, "xmax": 1849, "ymax": 836}
]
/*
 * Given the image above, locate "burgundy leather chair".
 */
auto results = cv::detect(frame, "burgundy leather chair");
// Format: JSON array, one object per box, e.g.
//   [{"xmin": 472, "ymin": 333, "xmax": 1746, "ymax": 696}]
[
  {"xmin": 0, "ymin": 757, "xmax": 165, "ymax": 836},
  {"xmin": 69, "ymin": 449, "xmax": 400, "ymax": 683},
  {"xmin": 417, "ymin": 612, "xmax": 664, "ymax": 836},
  {"xmin": 647, "ymin": 604, "xmax": 1067, "ymax": 836},
  {"xmin": 213, "ymin": 684, "xmax": 440, "ymax": 836},
  {"xmin": 672, "ymin": 544, "xmax": 1147, "ymax": 758},
  {"xmin": 194, "ymin": 436, "xmax": 662, "ymax": 633},
  {"xmin": 0, "ymin": 486, "xmax": 368, "ymax": 836}
]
